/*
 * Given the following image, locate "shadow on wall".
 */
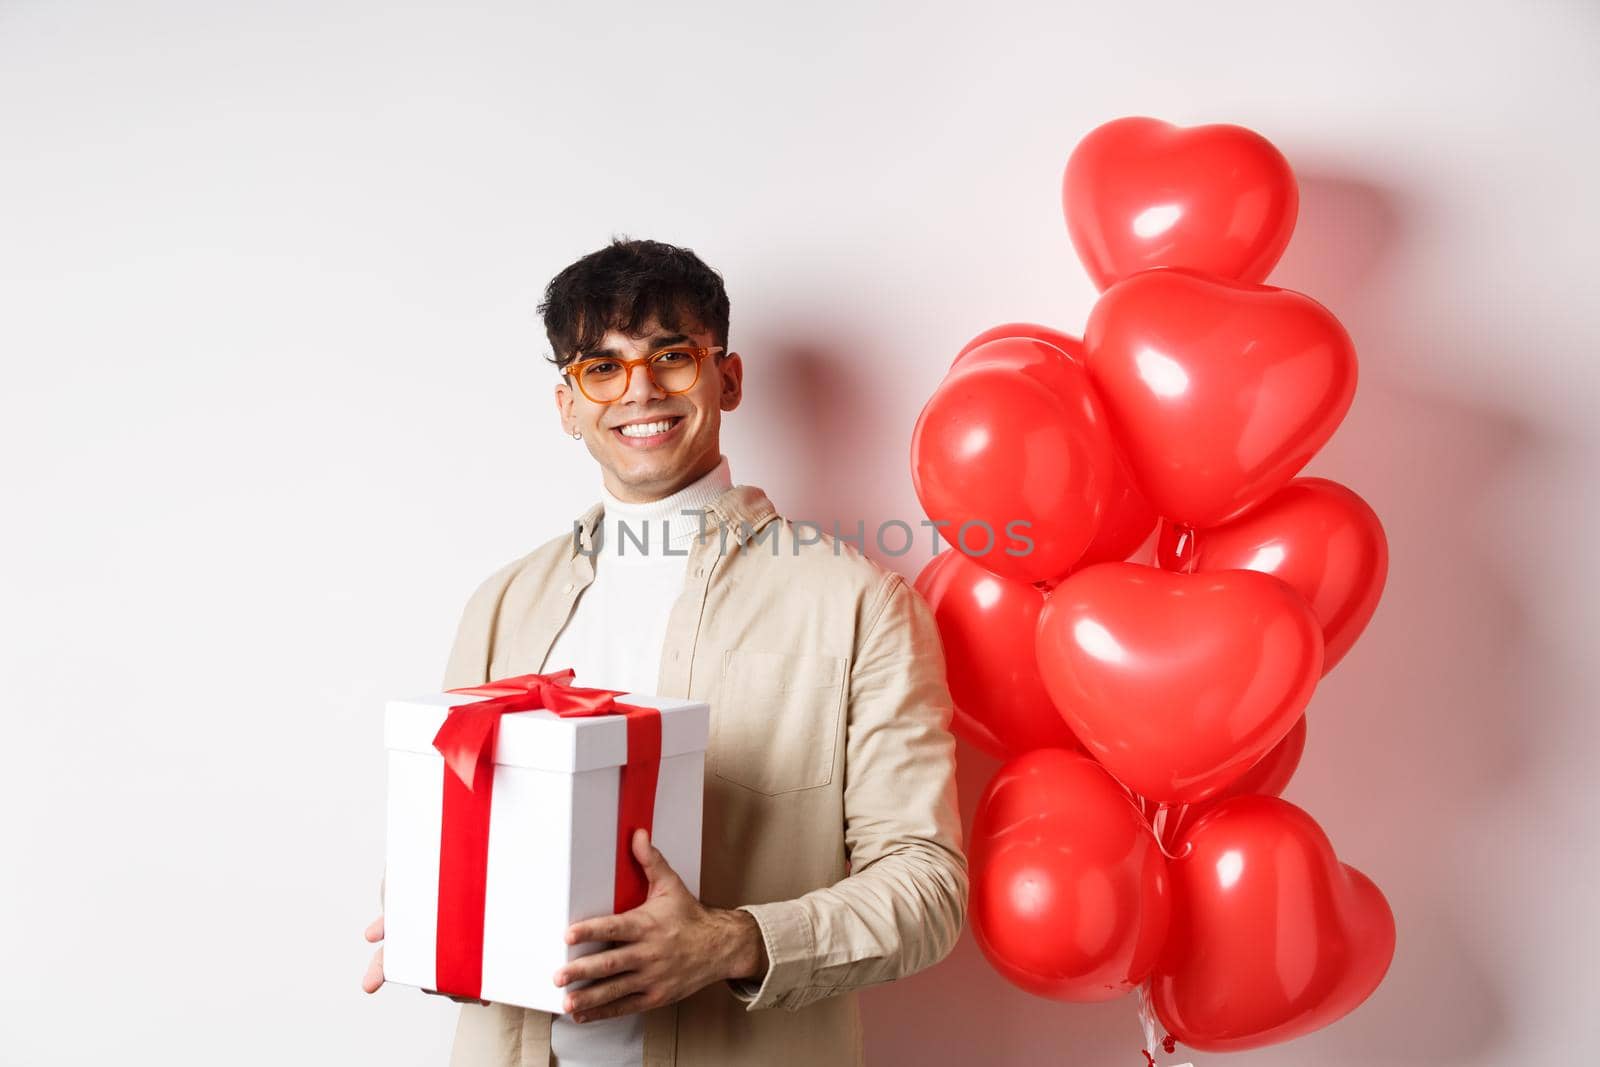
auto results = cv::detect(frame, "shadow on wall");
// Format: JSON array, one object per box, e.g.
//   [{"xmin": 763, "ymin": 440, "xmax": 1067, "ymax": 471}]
[
  {"xmin": 850, "ymin": 170, "xmax": 1541, "ymax": 1065},
  {"xmin": 727, "ymin": 326, "xmax": 932, "ymax": 581}
]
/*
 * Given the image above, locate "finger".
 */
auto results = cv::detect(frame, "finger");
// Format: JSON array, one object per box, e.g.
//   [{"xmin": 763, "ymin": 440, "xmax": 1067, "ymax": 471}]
[
  {"xmin": 632, "ymin": 829, "xmax": 678, "ymax": 889},
  {"xmin": 364, "ymin": 915, "xmax": 385, "ymax": 943},
  {"xmin": 361, "ymin": 947, "xmax": 385, "ymax": 993},
  {"xmin": 564, "ymin": 973, "xmax": 647, "ymax": 1016},
  {"xmin": 555, "ymin": 945, "xmax": 646, "ymax": 988},
  {"xmin": 573, "ymin": 992, "xmax": 651, "ymax": 1024},
  {"xmin": 566, "ymin": 913, "xmax": 643, "ymax": 946},
  {"xmin": 631, "ymin": 828, "xmax": 654, "ymax": 866}
]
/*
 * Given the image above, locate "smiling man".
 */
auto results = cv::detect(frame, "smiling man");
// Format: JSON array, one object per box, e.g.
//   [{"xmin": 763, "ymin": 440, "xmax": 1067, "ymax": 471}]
[{"xmin": 363, "ymin": 237, "xmax": 968, "ymax": 1066}]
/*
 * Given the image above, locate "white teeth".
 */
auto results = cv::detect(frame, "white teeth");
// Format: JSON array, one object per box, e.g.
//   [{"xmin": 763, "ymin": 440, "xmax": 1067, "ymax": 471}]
[{"xmin": 618, "ymin": 419, "xmax": 675, "ymax": 438}]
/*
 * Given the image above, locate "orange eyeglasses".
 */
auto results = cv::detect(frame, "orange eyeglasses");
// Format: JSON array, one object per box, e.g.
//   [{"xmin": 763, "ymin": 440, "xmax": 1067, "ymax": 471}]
[{"xmin": 565, "ymin": 345, "xmax": 725, "ymax": 405}]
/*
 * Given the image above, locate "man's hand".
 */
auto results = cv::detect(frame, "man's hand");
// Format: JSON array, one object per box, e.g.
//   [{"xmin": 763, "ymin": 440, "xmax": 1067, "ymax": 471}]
[
  {"xmin": 362, "ymin": 914, "xmax": 385, "ymax": 994},
  {"xmin": 553, "ymin": 828, "xmax": 769, "ymax": 1024}
]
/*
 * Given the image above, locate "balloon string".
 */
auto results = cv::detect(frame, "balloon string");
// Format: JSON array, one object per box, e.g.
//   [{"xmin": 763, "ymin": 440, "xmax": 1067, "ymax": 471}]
[
  {"xmin": 1165, "ymin": 522, "xmax": 1199, "ymax": 574},
  {"xmin": 1163, "ymin": 803, "xmax": 1192, "ymax": 850},
  {"xmin": 1136, "ymin": 981, "xmax": 1160, "ymax": 1065},
  {"xmin": 1116, "ymin": 778, "xmax": 1148, "ymax": 821},
  {"xmin": 1121, "ymin": 789, "xmax": 1189, "ymax": 860},
  {"xmin": 1133, "ymin": 981, "xmax": 1182, "ymax": 1065},
  {"xmin": 1148, "ymin": 803, "xmax": 1191, "ymax": 862}
]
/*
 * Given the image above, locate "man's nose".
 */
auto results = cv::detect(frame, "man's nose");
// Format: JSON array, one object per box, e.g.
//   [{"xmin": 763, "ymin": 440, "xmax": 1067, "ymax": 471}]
[{"xmin": 620, "ymin": 359, "xmax": 668, "ymax": 404}]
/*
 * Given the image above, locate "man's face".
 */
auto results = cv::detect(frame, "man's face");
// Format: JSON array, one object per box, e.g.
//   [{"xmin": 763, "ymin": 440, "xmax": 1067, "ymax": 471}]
[{"xmin": 554, "ymin": 316, "xmax": 743, "ymax": 503}]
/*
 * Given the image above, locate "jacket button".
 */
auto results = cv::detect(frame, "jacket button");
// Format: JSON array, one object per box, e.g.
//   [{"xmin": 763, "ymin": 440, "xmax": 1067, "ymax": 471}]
[{"xmin": 693, "ymin": 566, "xmax": 704, "ymax": 578}]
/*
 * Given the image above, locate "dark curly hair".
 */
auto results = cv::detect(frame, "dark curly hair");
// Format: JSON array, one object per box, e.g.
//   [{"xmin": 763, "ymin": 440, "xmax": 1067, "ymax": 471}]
[{"xmin": 537, "ymin": 236, "xmax": 730, "ymax": 373}]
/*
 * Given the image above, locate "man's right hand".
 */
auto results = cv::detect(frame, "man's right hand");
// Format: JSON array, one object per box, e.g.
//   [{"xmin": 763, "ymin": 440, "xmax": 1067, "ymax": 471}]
[
  {"xmin": 362, "ymin": 914, "xmax": 385, "ymax": 993},
  {"xmin": 361, "ymin": 912, "xmax": 485, "ymax": 1004}
]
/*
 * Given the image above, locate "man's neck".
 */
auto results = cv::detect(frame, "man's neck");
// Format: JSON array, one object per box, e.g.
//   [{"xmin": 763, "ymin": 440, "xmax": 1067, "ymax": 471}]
[{"xmin": 600, "ymin": 454, "xmax": 734, "ymax": 523}]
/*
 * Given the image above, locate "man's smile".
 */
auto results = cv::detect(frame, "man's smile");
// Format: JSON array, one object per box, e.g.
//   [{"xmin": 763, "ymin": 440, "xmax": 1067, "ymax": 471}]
[{"xmin": 610, "ymin": 414, "xmax": 685, "ymax": 448}]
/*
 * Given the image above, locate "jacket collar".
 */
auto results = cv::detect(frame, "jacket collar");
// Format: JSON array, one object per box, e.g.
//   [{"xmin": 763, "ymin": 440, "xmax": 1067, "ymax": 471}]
[{"xmin": 573, "ymin": 483, "xmax": 778, "ymax": 555}]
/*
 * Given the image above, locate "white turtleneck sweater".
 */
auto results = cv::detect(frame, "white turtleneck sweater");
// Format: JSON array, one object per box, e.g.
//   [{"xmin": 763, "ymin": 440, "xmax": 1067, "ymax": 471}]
[{"xmin": 541, "ymin": 454, "xmax": 734, "ymax": 1067}]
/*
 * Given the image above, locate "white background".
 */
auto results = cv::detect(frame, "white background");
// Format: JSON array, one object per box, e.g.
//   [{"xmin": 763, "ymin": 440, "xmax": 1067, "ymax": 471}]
[{"xmin": 3, "ymin": 2, "xmax": 1597, "ymax": 1064}]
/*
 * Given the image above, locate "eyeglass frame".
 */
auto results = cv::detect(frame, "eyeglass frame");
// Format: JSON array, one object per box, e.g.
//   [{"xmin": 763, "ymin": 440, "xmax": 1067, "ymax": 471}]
[{"xmin": 562, "ymin": 344, "xmax": 726, "ymax": 405}]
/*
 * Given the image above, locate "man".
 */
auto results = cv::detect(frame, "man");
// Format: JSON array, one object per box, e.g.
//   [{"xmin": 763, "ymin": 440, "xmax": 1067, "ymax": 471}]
[{"xmin": 364, "ymin": 237, "xmax": 968, "ymax": 1066}]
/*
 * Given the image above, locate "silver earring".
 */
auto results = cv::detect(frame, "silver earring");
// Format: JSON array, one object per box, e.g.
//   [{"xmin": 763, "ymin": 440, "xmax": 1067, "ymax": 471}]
[{"xmin": 570, "ymin": 429, "xmax": 581, "ymax": 439}]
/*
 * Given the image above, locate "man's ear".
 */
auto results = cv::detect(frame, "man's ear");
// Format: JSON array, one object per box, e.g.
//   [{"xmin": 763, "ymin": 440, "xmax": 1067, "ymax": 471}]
[
  {"xmin": 718, "ymin": 352, "xmax": 744, "ymax": 412},
  {"xmin": 554, "ymin": 380, "xmax": 575, "ymax": 433}
]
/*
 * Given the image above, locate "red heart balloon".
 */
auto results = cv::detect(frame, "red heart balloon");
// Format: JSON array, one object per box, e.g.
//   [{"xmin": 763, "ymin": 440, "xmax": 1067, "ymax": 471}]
[
  {"xmin": 971, "ymin": 749, "xmax": 1170, "ymax": 1002},
  {"xmin": 1153, "ymin": 796, "xmax": 1395, "ymax": 1052},
  {"xmin": 1085, "ymin": 267, "xmax": 1358, "ymax": 529},
  {"xmin": 951, "ymin": 326, "xmax": 1158, "ymax": 567},
  {"xmin": 1063, "ymin": 116, "xmax": 1298, "ymax": 291},
  {"xmin": 1158, "ymin": 477, "xmax": 1388, "ymax": 675},
  {"xmin": 952, "ymin": 322, "xmax": 1086, "ymax": 372},
  {"xmin": 912, "ymin": 339, "xmax": 1116, "ymax": 583},
  {"xmin": 1035, "ymin": 562, "xmax": 1322, "ymax": 803},
  {"xmin": 914, "ymin": 550, "xmax": 1085, "ymax": 756}
]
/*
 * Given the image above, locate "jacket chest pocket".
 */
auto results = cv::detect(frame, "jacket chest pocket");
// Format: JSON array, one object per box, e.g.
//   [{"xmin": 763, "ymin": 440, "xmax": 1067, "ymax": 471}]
[{"xmin": 712, "ymin": 647, "xmax": 847, "ymax": 796}]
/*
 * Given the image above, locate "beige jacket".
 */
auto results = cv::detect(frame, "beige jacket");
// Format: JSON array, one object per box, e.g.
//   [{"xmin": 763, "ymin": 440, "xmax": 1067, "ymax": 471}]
[{"xmin": 438, "ymin": 483, "xmax": 969, "ymax": 1066}]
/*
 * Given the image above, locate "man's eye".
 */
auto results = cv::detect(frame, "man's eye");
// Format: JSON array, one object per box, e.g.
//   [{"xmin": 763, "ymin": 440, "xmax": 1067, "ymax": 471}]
[
  {"xmin": 654, "ymin": 350, "xmax": 692, "ymax": 365},
  {"xmin": 586, "ymin": 361, "xmax": 622, "ymax": 375}
]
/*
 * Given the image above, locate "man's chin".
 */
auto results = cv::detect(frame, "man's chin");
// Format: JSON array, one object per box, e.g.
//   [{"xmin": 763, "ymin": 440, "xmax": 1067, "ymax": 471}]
[
  {"xmin": 608, "ymin": 450, "xmax": 677, "ymax": 478},
  {"xmin": 604, "ymin": 454, "xmax": 692, "ymax": 495}
]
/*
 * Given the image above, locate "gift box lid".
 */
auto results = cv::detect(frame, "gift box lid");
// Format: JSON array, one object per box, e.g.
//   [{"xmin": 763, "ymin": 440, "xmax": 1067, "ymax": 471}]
[{"xmin": 384, "ymin": 691, "xmax": 710, "ymax": 774}]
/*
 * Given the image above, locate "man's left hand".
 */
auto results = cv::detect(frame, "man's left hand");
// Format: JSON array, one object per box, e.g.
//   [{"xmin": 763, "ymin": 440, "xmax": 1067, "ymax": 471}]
[{"xmin": 554, "ymin": 828, "xmax": 767, "ymax": 1023}]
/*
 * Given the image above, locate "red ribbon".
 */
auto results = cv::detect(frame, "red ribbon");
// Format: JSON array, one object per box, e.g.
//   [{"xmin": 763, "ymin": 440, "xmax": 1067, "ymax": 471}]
[{"xmin": 431, "ymin": 668, "xmax": 663, "ymax": 999}]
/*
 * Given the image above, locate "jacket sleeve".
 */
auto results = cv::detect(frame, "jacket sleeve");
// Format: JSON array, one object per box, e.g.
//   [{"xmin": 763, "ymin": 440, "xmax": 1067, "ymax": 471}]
[{"xmin": 726, "ymin": 571, "xmax": 969, "ymax": 1011}]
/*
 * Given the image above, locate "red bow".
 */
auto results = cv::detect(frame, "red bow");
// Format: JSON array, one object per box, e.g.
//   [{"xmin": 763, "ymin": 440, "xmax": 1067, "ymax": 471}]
[
  {"xmin": 430, "ymin": 668, "xmax": 663, "ymax": 999},
  {"xmin": 436, "ymin": 667, "xmax": 648, "ymax": 789}
]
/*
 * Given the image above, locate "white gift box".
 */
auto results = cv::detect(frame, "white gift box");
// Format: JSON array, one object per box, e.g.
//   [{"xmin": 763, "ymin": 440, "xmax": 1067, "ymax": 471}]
[{"xmin": 382, "ymin": 688, "xmax": 709, "ymax": 1012}]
